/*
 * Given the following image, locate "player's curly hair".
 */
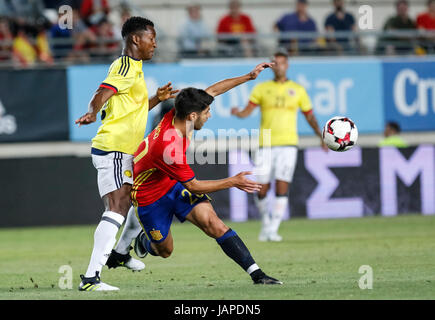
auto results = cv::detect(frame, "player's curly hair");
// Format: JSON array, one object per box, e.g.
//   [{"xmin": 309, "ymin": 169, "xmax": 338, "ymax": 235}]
[
  {"xmin": 174, "ymin": 88, "xmax": 214, "ymax": 119},
  {"xmin": 121, "ymin": 16, "xmax": 154, "ymax": 39}
]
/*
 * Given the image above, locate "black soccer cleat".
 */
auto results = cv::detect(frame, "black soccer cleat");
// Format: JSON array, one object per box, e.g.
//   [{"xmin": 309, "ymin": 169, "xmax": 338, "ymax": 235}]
[
  {"xmin": 106, "ymin": 247, "xmax": 145, "ymax": 271},
  {"xmin": 106, "ymin": 248, "xmax": 131, "ymax": 269},
  {"xmin": 253, "ymin": 274, "xmax": 283, "ymax": 285},
  {"xmin": 134, "ymin": 231, "xmax": 149, "ymax": 259}
]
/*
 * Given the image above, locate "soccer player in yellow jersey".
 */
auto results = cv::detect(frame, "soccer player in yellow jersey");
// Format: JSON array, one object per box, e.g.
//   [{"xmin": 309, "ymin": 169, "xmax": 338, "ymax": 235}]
[
  {"xmin": 232, "ymin": 51, "xmax": 327, "ymax": 242},
  {"xmin": 75, "ymin": 17, "xmax": 178, "ymax": 291}
]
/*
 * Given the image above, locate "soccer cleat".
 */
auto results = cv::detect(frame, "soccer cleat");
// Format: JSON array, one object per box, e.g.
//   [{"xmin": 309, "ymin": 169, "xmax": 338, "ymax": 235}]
[
  {"xmin": 78, "ymin": 272, "xmax": 119, "ymax": 291},
  {"xmin": 253, "ymin": 274, "xmax": 283, "ymax": 285},
  {"xmin": 258, "ymin": 232, "xmax": 283, "ymax": 242},
  {"xmin": 258, "ymin": 230, "xmax": 269, "ymax": 242},
  {"xmin": 134, "ymin": 231, "xmax": 149, "ymax": 259},
  {"xmin": 268, "ymin": 233, "xmax": 283, "ymax": 242},
  {"xmin": 106, "ymin": 248, "xmax": 145, "ymax": 271}
]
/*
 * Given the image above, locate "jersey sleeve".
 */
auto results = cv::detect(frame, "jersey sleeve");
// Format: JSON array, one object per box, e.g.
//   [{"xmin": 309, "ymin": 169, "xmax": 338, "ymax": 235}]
[
  {"xmin": 249, "ymin": 83, "xmax": 263, "ymax": 105},
  {"xmin": 298, "ymin": 87, "xmax": 313, "ymax": 113},
  {"xmin": 100, "ymin": 56, "xmax": 135, "ymax": 93}
]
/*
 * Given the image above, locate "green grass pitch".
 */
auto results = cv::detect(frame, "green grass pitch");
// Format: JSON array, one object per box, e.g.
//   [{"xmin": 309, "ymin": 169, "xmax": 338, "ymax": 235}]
[{"xmin": 0, "ymin": 215, "xmax": 434, "ymax": 300}]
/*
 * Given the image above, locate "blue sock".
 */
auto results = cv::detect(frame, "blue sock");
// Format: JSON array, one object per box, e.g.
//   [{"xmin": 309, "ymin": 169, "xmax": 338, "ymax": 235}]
[{"xmin": 216, "ymin": 229, "xmax": 264, "ymax": 279}]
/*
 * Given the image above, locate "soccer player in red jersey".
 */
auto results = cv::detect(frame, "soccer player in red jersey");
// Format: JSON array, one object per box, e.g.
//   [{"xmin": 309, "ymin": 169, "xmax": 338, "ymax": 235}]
[{"xmin": 132, "ymin": 62, "xmax": 282, "ymax": 284}]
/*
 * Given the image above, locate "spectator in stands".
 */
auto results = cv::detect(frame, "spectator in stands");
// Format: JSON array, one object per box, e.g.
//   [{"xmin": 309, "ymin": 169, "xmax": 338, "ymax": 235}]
[
  {"xmin": 377, "ymin": 0, "xmax": 416, "ymax": 55},
  {"xmin": 417, "ymin": 0, "xmax": 435, "ymax": 29},
  {"xmin": 113, "ymin": 5, "xmax": 132, "ymax": 40},
  {"xmin": 379, "ymin": 122, "xmax": 408, "ymax": 148},
  {"xmin": 90, "ymin": 17, "xmax": 119, "ymax": 60},
  {"xmin": 50, "ymin": 10, "xmax": 74, "ymax": 59},
  {"xmin": 0, "ymin": 1, "xmax": 14, "ymax": 17},
  {"xmin": 43, "ymin": 0, "xmax": 82, "ymax": 10},
  {"xmin": 11, "ymin": 18, "xmax": 52, "ymax": 67},
  {"xmin": 50, "ymin": 8, "xmax": 96, "ymax": 63},
  {"xmin": 5, "ymin": 0, "xmax": 47, "ymax": 24},
  {"xmin": 416, "ymin": 0, "xmax": 435, "ymax": 53},
  {"xmin": 0, "ymin": 17, "xmax": 13, "ymax": 62},
  {"xmin": 12, "ymin": 22, "xmax": 38, "ymax": 66},
  {"xmin": 216, "ymin": 0, "xmax": 256, "ymax": 57},
  {"xmin": 179, "ymin": 3, "xmax": 211, "ymax": 58},
  {"xmin": 35, "ymin": 21, "xmax": 53, "ymax": 64},
  {"xmin": 274, "ymin": 0, "xmax": 318, "ymax": 55},
  {"xmin": 80, "ymin": 0, "xmax": 110, "ymax": 26},
  {"xmin": 324, "ymin": 0, "xmax": 356, "ymax": 54}
]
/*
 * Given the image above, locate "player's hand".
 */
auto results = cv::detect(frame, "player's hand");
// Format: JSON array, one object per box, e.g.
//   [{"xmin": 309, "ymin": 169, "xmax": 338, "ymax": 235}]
[
  {"xmin": 232, "ymin": 171, "xmax": 262, "ymax": 193},
  {"xmin": 248, "ymin": 62, "xmax": 275, "ymax": 80},
  {"xmin": 230, "ymin": 107, "xmax": 239, "ymax": 116},
  {"xmin": 157, "ymin": 82, "xmax": 180, "ymax": 102},
  {"xmin": 75, "ymin": 112, "xmax": 97, "ymax": 126}
]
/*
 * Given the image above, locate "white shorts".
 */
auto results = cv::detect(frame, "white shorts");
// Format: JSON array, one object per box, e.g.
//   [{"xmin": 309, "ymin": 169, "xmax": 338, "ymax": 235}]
[
  {"xmin": 253, "ymin": 146, "xmax": 298, "ymax": 184},
  {"xmin": 92, "ymin": 152, "xmax": 134, "ymax": 198}
]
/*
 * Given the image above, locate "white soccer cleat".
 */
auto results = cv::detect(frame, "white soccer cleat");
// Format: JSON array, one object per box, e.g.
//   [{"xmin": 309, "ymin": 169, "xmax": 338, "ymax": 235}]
[
  {"xmin": 78, "ymin": 272, "xmax": 120, "ymax": 291},
  {"xmin": 268, "ymin": 233, "xmax": 283, "ymax": 242},
  {"xmin": 258, "ymin": 231, "xmax": 269, "ymax": 242},
  {"xmin": 124, "ymin": 257, "xmax": 145, "ymax": 271},
  {"xmin": 78, "ymin": 281, "xmax": 120, "ymax": 291}
]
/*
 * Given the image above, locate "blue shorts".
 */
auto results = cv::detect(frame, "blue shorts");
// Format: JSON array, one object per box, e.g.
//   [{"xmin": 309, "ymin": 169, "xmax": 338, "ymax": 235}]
[{"xmin": 135, "ymin": 182, "xmax": 211, "ymax": 243}]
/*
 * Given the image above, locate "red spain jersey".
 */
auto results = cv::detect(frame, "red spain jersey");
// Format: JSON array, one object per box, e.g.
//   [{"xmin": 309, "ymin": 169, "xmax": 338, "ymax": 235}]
[{"xmin": 131, "ymin": 108, "xmax": 195, "ymax": 207}]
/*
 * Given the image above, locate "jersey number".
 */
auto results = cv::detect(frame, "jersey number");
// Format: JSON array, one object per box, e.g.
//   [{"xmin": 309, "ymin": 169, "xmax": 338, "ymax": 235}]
[
  {"xmin": 275, "ymin": 96, "xmax": 286, "ymax": 109},
  {"xmin": 181, "ymin": 189, "xmax": 205, "ymax": 205}
]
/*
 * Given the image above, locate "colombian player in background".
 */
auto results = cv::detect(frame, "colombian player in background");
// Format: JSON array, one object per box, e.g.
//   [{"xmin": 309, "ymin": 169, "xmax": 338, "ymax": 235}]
[
  {"xmin": 132, "ymin": 63, "xmax": 282, "ymax": 285},
  {"xmin": 231, "ymin": 51, "xmax": 327, "ymax": 242},
  {"xmin": 75, "ymin": 17, "xmax": 178, "ymax": 291}
]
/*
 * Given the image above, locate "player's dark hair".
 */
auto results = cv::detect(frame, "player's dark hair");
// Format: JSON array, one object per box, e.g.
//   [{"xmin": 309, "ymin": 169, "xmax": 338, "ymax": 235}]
[
  {"xmin": 174, "ymin": 88, "xmax": 214, "ymax": 119},
  {"xmin": 273, "ymin": 50, "xmax": 288, "ymax": 59},
  {"xmin": 387, "ymin": 121, "xmax": 401, "ymax": 133},
  {"xmin": 121, "ymin": 16, "xmax": 154, "ymax": 39}
]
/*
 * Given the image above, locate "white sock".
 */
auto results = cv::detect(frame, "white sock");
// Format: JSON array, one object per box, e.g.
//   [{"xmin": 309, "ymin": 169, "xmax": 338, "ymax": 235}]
[
  {"xmin": 270, "ymin": 196, "xmax": 287, "ymax": 235},
  {"xmin": 84, "ymin": 211, "xmax": 125, "ymax": 278},
  {"xmin": 246, "ymin": 263, "xmax": 260, "ymax": 275},
  {"xmin": 254, "ymin": 195, "xmax": 270, "ymax": 234},
  {"xmin": 114, "ymin": 206, "xmax": 142, "ymax": 255}
]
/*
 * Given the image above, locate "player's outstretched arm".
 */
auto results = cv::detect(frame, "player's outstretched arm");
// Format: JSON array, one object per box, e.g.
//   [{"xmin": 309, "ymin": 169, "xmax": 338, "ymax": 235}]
[
  {"xmin": 231, "ymin": 101, "xmax": 258, "ymax": 118},
  {"xmin": 205, "ymin": 62, "xmax": 274, "ymax": 97},
  {"xmin": 75, "ymin": 87, "xmax": 115, "ymax": 126},
  {"xmin": 149, "ymin": 82, "xmax": 179, "ymax": 110},
  {"xmin": 183, "ymin": 171, "xmax": 261, "ymax": 194},
  {"xmin": 303, "ymin": 111, "xmax": 328, "ymax": 152}
]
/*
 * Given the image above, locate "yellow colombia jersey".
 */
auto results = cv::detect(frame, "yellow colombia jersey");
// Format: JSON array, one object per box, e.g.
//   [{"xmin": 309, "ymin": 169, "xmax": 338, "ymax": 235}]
[
  {"xmin": 249, "ymin": 80, "xmax": 312, "ymax": 147},
  {"xmin": 91, "ymin": 55, "xmax": 149, "ymax": 155}
]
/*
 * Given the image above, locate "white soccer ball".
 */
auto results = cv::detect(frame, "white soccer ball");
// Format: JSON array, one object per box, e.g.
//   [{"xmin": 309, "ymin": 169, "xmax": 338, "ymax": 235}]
[{"xmin": 322, "ymin": 116, "xmax": 358, "ymax": 152}]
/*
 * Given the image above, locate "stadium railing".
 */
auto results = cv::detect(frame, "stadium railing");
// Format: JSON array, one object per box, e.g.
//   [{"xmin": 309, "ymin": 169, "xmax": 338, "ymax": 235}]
[{"xmin": 1, "ymin": 30, "xmax": 435, "ymax": 68}]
